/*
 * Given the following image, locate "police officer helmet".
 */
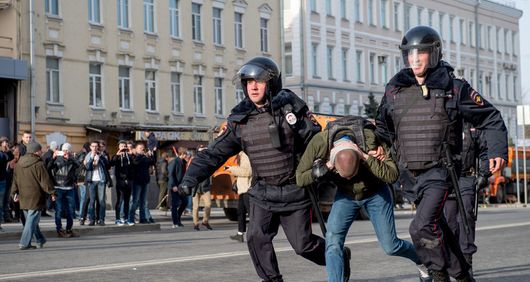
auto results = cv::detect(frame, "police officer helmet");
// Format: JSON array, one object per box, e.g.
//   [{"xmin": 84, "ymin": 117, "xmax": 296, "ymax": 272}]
[
  {"xmin": 233, "ymin": 56, "xmax": 282, "ymax": 99},
  {"xmin": 399, "ymin": 25, "xmax": 442, "ymax": 69}
]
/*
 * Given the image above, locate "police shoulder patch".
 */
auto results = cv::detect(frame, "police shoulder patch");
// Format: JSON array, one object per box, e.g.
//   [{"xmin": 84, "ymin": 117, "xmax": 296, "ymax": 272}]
[{"xmin": 470, "ymin": 89, "xmax": 484, "ymax": 106}]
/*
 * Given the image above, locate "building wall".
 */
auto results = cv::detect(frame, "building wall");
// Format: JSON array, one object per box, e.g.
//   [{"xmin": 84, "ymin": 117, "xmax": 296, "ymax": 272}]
[
  {"xmin": 284, "ymin": 0, "xmax": 522, "ymax": 140},
  {"xmin": 16, "ymin": 0, "xmax": 281, "ymax": 150}
]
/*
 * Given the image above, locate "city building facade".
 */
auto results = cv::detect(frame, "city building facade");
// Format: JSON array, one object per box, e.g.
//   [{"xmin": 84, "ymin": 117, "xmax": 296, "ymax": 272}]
[
  {"xmin": 4, "ymin": 0, "xmax": 280, "ymax": 150},
  {"xmin": 283, "ymin": 0, "xmax": 522, "ymax": 142}
]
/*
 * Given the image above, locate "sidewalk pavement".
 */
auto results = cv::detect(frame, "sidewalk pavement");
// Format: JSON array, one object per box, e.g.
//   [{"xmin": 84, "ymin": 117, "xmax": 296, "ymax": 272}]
[{"xmin": 0, "ymin": 209, "xmax": 202, "ymax": 240}]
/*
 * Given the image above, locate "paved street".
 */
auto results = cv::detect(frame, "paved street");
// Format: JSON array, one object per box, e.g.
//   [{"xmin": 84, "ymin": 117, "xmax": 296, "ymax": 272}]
[{"xmin": 1, "ymin": 206, "xmax": 530, "ymax": 281}]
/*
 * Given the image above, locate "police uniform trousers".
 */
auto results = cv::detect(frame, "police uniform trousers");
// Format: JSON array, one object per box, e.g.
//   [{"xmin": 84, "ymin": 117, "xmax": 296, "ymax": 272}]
[
  {"xmin": 444, "ymin": 176, "xmax": 477, "ymax": 256},
  {"xmin": 246, "ymin": 185, "xmax": 326, "ymax": 281},
  {"xmin": 408, "ymin": 167, "xmax": 469, "ymax": 278}
]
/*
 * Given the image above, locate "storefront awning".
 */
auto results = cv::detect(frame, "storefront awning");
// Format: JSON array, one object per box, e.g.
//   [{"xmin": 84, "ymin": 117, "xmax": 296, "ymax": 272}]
[{"xmin": 0, "ymin": 57, "xmax": 28, "ymax": 80}]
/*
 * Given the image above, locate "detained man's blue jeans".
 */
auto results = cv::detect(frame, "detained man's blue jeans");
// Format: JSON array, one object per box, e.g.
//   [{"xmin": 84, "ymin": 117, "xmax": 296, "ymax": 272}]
[
  {"xmin": 19, "ymin": 209, "xmax": 46, "ymax": 248},
  {"xmin": 88, "ymin": 181, "xmax": 106, "ymax": 221},
  {"xmin": 325, "ymin": 187, "xmax": 420, "ymax": 282},
  {"xmin": 54, "ymin": 188, "xmax": 76, "ymax": 232},
  {"xmin": 129, "ymin": 183, "xmax": 148, "ymax": 223}
]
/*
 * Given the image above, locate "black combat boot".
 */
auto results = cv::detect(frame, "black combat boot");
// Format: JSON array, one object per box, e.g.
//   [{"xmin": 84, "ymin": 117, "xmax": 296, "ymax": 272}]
[
  {"xmin": 431, "ymin": 270, "xmax": 450, "ymax": 282},
  {"xmin": 455, "ymin": 271, "xmax": 475, "ymax": 282},
  {"xmin": 464, "ymin": 254, "xmax": 473, "ymax": 277}
]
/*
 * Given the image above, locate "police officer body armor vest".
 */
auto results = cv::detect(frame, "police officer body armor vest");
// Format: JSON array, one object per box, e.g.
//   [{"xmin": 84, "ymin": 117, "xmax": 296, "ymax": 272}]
[
  {"xmin": 240, "ymin": 107, "xmax": 295, "ymax": 186},
  {"xmin": 392, "ymin": 85, "xmax": 454, "ymax": 171}
]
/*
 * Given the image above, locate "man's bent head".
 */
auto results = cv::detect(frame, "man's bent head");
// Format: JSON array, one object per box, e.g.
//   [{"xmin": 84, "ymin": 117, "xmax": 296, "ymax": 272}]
[{"xmin": 334, "ymin": 148, "xmax": 360, "ymax": 180}]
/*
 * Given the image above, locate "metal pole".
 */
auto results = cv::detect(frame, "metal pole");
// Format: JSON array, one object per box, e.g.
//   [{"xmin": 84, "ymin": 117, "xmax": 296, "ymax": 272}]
[
  {"xmin": 29, "ymin": 0, "xmax": 36, "ymax": 138},
  {"xmin": 508, "ymin": 128, "xmax": 521, "ymax": 204},
  {"xmin": 523, "ymin": 107, "xmax": 528, "ymax": 207}
]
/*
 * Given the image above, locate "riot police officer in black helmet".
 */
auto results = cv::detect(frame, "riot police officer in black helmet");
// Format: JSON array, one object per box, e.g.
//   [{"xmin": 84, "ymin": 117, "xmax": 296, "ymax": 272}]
[
  {"xmin": 179, "ymin": 56, "xmax": 328, "ymax": 282},
  {"xmin": 375, "ymin": 26, "xmax": 508, "ymax": 282}
]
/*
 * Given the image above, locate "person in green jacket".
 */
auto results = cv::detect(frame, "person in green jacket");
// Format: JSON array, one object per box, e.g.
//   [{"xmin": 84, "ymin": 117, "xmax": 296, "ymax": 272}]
[{"xmin": 296, "ymin": 116, "xmax": 430, "ymax": 282}]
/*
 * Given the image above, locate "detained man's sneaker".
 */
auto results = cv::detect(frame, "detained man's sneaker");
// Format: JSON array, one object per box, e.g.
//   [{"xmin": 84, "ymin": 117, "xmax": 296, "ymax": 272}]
[
  {"xmin": 202, "ymin": 222, "xmax": 213, "ymax": 230},
  {"xmin": 126, "ymin": 221, "xmax": 135, "ymax": 226},
  {"xmin": 194, "ymin": 225, "xmax": 200, "ymax": 231},
  {"xmin": 79, "ymin": 219, "xmax": 85, "ymax": 225},
  {"xmin": 115, "ymin": 219, "xmax": 125, "ymax": 226},
  {"xmin": 230, "ymin": 234, "xmax": 244, "ymax": 243},
  {"xmin": 343, "ymin": 247, "xmax": 351, "ymax": 282},
  {"xmin": 36, "ymin": 242, "xmax": 45, "ymax": 249},
  {"xmin": 88, "ymin": 220, "xmax": 95, "ymax": 226},
  {"xmin": 97, "ymin": 220, "xmax": 105, "ymax": 226},
  {"xmin": 417, "ymin": 264, "xmax": 432, "ymax": 282},
  {"xmin": 19, "ymin": 245, "xmax": 37, "ymax": 250}
]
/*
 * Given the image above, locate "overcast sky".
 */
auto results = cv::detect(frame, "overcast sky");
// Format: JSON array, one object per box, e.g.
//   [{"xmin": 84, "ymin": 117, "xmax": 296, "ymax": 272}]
[{"xmin": 512, "ymin": 0, "xmax": 530, "ymax": 103}]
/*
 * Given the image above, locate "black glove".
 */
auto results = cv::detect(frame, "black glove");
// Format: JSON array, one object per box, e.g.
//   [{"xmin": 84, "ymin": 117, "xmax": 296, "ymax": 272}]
[
  {"xmin": 476, "ymin": 174, "xmax": 489, "ymax": 190},
  {"xmin": 311, "ymin": 159, "xmax": 329, "ymax": 181}
]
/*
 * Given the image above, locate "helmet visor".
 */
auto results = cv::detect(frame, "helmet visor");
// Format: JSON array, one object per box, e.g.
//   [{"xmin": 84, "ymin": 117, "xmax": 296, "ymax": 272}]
[
  {"xmin": 232, "ymin": 64, "xmax": 272, "ymax": 87},
  {"xmin": 401, "ymin": 47, "xmax": 439, "ymax": 69}
]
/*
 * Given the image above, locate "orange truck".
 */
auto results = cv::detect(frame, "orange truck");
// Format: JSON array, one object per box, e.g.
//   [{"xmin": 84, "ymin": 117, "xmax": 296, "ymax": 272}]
[{"xmin": 486, "ymin": 146, "xmax": 530, "ymax": 203}]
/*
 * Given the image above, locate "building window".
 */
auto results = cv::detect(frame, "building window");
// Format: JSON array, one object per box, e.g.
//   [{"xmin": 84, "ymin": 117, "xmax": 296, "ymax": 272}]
[
  {"xmin": 215, "ymin": 78, "xmax": 223, "ymax": 115},
  {"xmin": 312, "ymin": 43, "xmax": 318, "ymax": 77},
  {"xmin": 469, "ymin": 21, "xmax": 475, "ymax": 47},
  {"xmin": 88, "ymin": 0, "xmax": 101, "ymax": 24},
  {"xmin": 285, "ymin": 42, "xmax": 293, "ymax": 76},
  {"xmin": 260, "ymin": 18, "xmax": 268, "ymax": 52},
  {"xmin": 369, "ymin": 53, "xmax": 375, "ymax": 84},
  {"xmin": 505, "ymin": 74, "xmax": 510, "ymax": 101},
  {"xmin": 45, "ymin": 0, "xmax": 59, "ymax": 16},
  {"xmin": 478, "ymin": 24, "xmax": 483, "ymax": 49},
  {"xmin": 193, "ymin": 75, "xmax": 203, "ymax": 114},
  {"xmin": 460, "ymin": 19, "xmax": 465, "ymax": 45},
  {"xmin": 235, "ymin": 87, "xmax": 245, "ymax": 104},
  {"xmin": 192, "ymin": 3, "xmax": 202, "ymax": 41},
  {"xmin": 213, "ymin": 7, "xmax": 222, "ymax": 44},
  {"xmin": 379, "ymin": 56, "xmax": 387, "ymax": 84},
  {"xmin": 439, "ymin": 13, "xmax": 444, "ymax": 39},
  {"xmin": 513, "ymin": 76, "xmax": 518, "ymax": 101},
  {"xmin": 144, "ymin": 0, "xmax": 155, "ymax": 33},
  {"xmin": 469, "ymin": 69, "xmax": 475, "ymax": 88},
  {"xmin": 117, "ymin": 0, "xmax": 129, "ymax": 28},
  {"xmin": 89, "ymin": 63, "xmax": 103, "ymax": 108},
  {"xmin": 356, "ymin": 50, "xmax": 363, "ymax": 82},
  {"xmin": 46, "ymin": 58, "xmax": 60, "ymax": 104},
  {"xmin": 496, "ymin": 27, "xmax": 501, "ymax": 52},
  {"xmin": 145, "ymin": 70, "xmax": 157, "ymax": 111},
  {"xmin": 310, "ymin": 0, "xmax": 317, "ymax": 13},
  {"xmin": 118, "ymin": 66, "xmax": 131, "ymax": 110},
  {"xmin": 512, "ymin": 31, "xmax": 517, "ymax": 55},
  {"xmin": 326, "ymin": 0, "xmax": 332, "ymax": 16},
  {"xmin": 380, "ymin": 0, "xmax": 387, "ymax": 28},
  {"xmin": 504, "ymin": 29, "xmax": 509, "ymax": 55},
  {"xmin": 327, "ymin": 46, "xmax": 334, "ymax": 79},
  {"xmin": 342, "ymin": 48, "xmax": 348, "ymax": 81},
  {"xmin": 404, "ymin": 5, "xmax": 411, "ymax": 31},
  {"xmin": 368, "ymin": 0, "xmax": 374, "ymax": 25},
  {"xmin": 170, "ymin": 0, "xmax": 180, "ymax": 37},
  {"xmin": 487, "ymin": 26, "xmax": 492, "ymax": 50},
  {"xmin": 497, "ymin": 73, "xmax": 502, "ymax": 99},
  {"xmin": 417, "ymin": 7, "xmax": 423, "ymax": 26},
  {"xmin": 340, "ymin": 0, "xmax": 346, "ymax": 18},
  {"xmin": 478, "ymin": 71, "xmax": 484, "ymax": 94},
  {"xmin": 234, "ymin": 12, "xmax": 243, "ymax": 48},
  {"xmin": 393, "ymin": 2, "xmax": 400, "ymax": 31},
  {"xmin": 428, "ymin": 10, "xmax": 433, "ymax": 27},
  {"xmin": 394, "ymin": 56, "xmax": 401, "ymax": 74},
  {"xmin": 449, "ymin": 16, "xmax": 454, "ymax": 43},
  {"xmin": 171, "ymin": 72, "xmax": 181, "ymax": 113},
  {"xmin": 486, "ymin": 74, "xmax": 492, "ymax": 98},
  {"xmin": 354, "ymin": 0, "xmax": 361, "ymax": 22}
]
